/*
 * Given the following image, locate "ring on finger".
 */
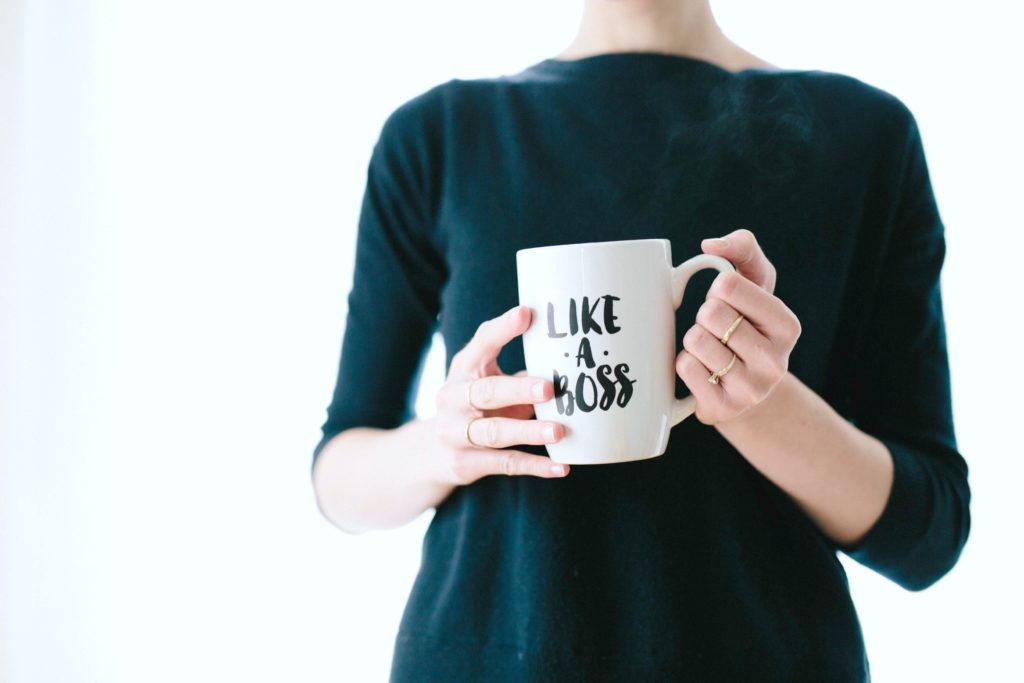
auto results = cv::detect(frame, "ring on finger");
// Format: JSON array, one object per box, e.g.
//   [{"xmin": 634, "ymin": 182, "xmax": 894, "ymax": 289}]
[
  {"xmin": 721, "ymin": 314, "xmax": 744, "ymax": 345},
  {"xmin": 465, "ymin": 416, "xmax": 482, "ymax": 448},
  {"xmin": 708, "ymin": 352, "xmax": 738, "ymax": 385}
]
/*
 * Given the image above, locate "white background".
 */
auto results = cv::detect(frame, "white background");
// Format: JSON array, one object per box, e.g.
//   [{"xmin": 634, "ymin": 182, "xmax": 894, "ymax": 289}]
[{"xmin": 2, "ymin": 1, "xmax": 1022, "ymax": 681}]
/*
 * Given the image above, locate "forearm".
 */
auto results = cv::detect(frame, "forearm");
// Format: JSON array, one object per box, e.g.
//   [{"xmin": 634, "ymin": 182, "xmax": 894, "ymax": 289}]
[
  {"xmin": 715, "ymin": 371, "xmax": 895, "ymax": 547},
  {"xmin": 311, "ymin": 417, "xmax": 455, "ymax": 534}
]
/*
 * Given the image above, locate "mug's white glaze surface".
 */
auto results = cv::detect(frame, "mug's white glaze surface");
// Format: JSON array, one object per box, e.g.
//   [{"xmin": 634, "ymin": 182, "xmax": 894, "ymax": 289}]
[{"xmin": 516, "ymin": 239, "xmax": 733, "ymax": 465}]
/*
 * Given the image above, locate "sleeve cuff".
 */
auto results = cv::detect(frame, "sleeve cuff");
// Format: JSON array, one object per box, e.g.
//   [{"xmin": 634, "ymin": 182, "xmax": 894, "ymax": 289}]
[{"xmin": 837, "ymin": 434, "xmax": 935, "ymax": 590}]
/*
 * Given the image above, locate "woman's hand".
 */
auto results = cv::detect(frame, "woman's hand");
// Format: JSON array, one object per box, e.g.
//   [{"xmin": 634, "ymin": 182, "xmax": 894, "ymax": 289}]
[
  {"xmin": 429, "ymin": 304, "xmax": 570, "ymax": 486},
  {"xmin": 676, "ymin": 228, "xmax": 803, "ymax": 426}
]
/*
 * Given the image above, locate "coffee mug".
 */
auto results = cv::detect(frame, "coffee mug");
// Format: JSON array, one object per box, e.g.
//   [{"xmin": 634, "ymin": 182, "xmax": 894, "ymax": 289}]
[{"xmin": 516, "ymin": 238, "xmax": 735, "ymax": 465}]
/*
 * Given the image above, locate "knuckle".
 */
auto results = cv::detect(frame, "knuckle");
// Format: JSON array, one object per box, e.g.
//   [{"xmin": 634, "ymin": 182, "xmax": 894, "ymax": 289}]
[
  {"xmin": 775, "ymin": 323, "xmax": 794, "ymax": 347},
  {"xmin": 694, "ymin": 301, "xmax": 716, "ymax": 330},
  {"xmin": 477, "ymin": 377, "xmax": 497, "ymax": 406},
  {"xmin": 503, "ymin": 452, "xmax": 519, "ymax": 476},
  {"xmin": 450, "ymin": 345, "xmax": 471, "ymax": 373},
  {"xmin": 714, "ymin": 271, "xmax": 740, "ymax": 298},
  {"xmin": 737, "ymin": 229, "xmax": 758, "ymax": 252},
  {"xmin": 788, "ymin": 314, "xmax": 803, "ymax": 342},
  {"xmin": 711, "ymin": 297, "xmax": 729, "ymax": 320},
  {"xmin": 682, "ymin": 326, "xmax": 699, "ymax": 349},
  {"xmin": 675, "ymin": 350, "xmax": 688, "ymax": 374},
  {"xmin": 448, "ymin": 450, "xmax": 473, "ymax": 484},
  {"xmin": 485, "ymin": 418, "xmax": 501, "ymax": 447},
  {"xmin": 676, "ymin": 350, "xmax": 693, "ymax": 375}
]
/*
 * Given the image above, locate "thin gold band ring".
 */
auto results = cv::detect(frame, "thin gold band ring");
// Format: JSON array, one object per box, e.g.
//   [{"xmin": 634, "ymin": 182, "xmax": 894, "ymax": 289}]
[
  {"xmin": 721, "ymin": 314, "xmax": 744, "ymax": 344},
  {"xmin": 708, "ymin": 352, "xmax": 737, "ymax": 385},
  {"xmin": 465, "ymin": 417, "xmax": 481, "ymax": 448}
]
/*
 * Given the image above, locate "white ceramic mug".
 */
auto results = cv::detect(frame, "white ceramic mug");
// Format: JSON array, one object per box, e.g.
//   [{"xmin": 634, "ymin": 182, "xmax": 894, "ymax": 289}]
[{"xmin": 516, "ymin": 238, "xmax": 735, "ymax": 465}]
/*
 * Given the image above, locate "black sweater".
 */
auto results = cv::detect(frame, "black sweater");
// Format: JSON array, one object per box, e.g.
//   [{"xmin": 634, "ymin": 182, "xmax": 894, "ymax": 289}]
[{"xmin": 312, "ymin": 52, "xmax": 971, "ymax": 682}]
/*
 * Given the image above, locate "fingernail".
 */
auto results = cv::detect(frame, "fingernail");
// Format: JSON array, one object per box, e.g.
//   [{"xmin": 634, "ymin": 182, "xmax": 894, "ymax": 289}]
[
  {"xmin": 532, "ymin": 381, "xmax": 547, "ymax": 401},
  {"xmin": 703, "ymin": 237, "xmax": 729, "ymax": 248},
  {"xmin": 543, "ymin": 423, "xmax": 557, "ymax": 442},
  {"xmin": 550, "ymin": 464, "xmax": 567, "ymax": 475}
]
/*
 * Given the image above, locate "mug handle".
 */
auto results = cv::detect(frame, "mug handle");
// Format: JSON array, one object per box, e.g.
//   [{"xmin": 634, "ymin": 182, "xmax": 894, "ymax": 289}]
[{"xmin": 669, "ymin": 253, "xmax": 737, "ymax": 426}]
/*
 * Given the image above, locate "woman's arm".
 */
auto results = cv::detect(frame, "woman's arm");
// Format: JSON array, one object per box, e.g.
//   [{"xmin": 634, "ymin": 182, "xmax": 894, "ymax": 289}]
[
  {"xmin": 676, "ymin": 236, "xmax": 890, "ymax": 546},
  {"xmin": 311, "ymin": 90, "xmax": 571, "ymax": 534},
  {"xmin": 711, "ymin": 371, "xmax": 893, "ymax": 548},
  {"xmin": 312, "ymin": 306, "xmax": 569, "ymax": 535},
  {"xmin": 312, "ymin": 419, "xmax": 453, "ymax": 535},
  {"xmin": 685, "ymin": 227, "xmax": 969, "ymax": 592},
  {"xmin": 687, "ymin": 97, "xmax": 971, "ymax": 591}
]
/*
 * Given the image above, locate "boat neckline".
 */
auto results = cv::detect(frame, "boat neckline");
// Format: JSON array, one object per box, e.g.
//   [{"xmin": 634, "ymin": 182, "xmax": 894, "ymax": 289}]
[{"xmin": 529, "ymin": 50, "xmax": 790, "ymax": 77}]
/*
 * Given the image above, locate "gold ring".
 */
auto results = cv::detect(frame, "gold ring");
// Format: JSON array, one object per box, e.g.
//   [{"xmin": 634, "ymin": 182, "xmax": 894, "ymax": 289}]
[
  {"xmin": 708, "ymin": 352, "xmax": 737, "ymax": 385},
  {"xmin": 465, "ymin": 416, "xmax": 481, "ymax": 448},
  {"xmin": 467, "ymin": 378, "xmax": 484, "ymax": 413},
  {"xmin": 721, "ymin": 314, "xmax": 744, "ymax": 344}
]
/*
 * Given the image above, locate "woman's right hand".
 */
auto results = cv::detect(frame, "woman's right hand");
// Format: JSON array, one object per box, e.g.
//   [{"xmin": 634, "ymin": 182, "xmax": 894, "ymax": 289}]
[{"xmin": 430, "ymin": 304, "xmax": 569, "ymax": 486}]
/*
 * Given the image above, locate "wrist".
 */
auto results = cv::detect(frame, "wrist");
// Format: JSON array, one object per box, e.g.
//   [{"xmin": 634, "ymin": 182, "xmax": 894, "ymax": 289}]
[
  {"xmin": 717, "ymin": 370, "xmax": 793, "ymax": 431},
  {"xmin": 415, "ymin": 416, "xmax": 459, "ymax": 495}
]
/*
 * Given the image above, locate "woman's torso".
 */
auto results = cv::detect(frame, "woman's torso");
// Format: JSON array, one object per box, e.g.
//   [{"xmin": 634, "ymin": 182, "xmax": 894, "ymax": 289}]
[{"xmin": 389, "ymin": 52, "xmax": 905, "ymax": 682}]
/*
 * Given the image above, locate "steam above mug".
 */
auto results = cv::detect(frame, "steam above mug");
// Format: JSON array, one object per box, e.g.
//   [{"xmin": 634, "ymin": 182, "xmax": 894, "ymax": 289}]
[{"xmin": 516, "ymin": 238, "xmax": 735, "ymax": 465}]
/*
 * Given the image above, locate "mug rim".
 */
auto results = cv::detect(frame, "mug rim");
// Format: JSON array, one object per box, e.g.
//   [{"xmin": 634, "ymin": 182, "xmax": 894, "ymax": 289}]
[{"xmin": 516, "ymin": 237, "xmax": 669, "ymax": 258}]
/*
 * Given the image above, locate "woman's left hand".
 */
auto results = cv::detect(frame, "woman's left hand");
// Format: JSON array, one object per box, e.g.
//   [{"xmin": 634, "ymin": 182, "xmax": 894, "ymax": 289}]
[{"xmin": 676, "ymin": 228, "xmax": 803, "ymax": 426}]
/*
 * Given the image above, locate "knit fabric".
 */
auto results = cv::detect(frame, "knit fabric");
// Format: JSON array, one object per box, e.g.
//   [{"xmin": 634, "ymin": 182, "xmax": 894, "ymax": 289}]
[{"xmin": 313, "ymin": 52, "xmax": 970, "ymax": 682}]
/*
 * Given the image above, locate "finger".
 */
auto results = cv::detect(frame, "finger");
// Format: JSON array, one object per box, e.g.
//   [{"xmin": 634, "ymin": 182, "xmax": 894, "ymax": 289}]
[
  {"xmin": 489, "ymin": 402, "xmax": 536, "ymax": 421},
  {"xmin": 448, "ymin": 448, "xmax": 569, "ymax": 482},
  {"xmin": 707, "ymin": 271, "xmax": 799, "ymax": 344},
  {"xmin": 467, "ymin": 416, "xmax": 563, "ymax": 449},
  {"xmin": 450, "ymin": 305, "xmax": 532, "ymax": 378},
  {"xmin": 482, "ymin": 449, "xmax": 570, "ymax": 479},
  {"xmin": 681, "ymin": 324, "xmax": 752, "ymax": 400},
  {"xmin": 674, "ymin": 351, "xmax": 724, "ymax": 424},
  {"xmin": 499, "ymin": 369, "xmax": 539, "ymax": 417},
  {"xmin": 694, "ymin": 295, "xmax": 773, "ymax": 363},
  {"xmin": 700, "ymin": 228, "xmax": 777, "ymax": 293},
  {"xmin": 466, "ymin": 375, "xmax": 553, "ymax": 411}
]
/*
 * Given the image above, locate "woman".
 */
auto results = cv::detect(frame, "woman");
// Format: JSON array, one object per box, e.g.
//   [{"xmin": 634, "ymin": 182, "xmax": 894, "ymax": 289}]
[{"xmin": 311, "ymin": 0, "xmax": 971, "ymax": 680}]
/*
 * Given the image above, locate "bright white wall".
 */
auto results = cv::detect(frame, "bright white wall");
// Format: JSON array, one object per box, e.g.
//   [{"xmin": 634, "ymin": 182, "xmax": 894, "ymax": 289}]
[{"xmin": 1, "ymin": 1, "xmax": 1020, "ymax": 681}]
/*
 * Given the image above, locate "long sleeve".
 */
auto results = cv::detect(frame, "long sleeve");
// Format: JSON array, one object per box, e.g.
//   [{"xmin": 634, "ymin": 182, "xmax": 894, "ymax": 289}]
[
  {"xmin": 838, "ymin": 101, "xmax": 971, "ymax": 590},
  {"xmin": 311, "ymin": 90, "xmax": 448, "ymax": 474}
]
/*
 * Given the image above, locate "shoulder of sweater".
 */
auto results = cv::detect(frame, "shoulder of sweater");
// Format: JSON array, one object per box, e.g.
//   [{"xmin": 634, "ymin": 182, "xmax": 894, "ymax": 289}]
[
  {"xmin": 374, "ymin": 75, "xmax": 511, "ymax": 144},
  {"xmin": 788, "ymin": 68, "xmax": 918, "ymax": 137},
  {"xmin": 378, "ymin": 71, "xmax": 541, "ymax": 128},
  {"xmin": 374, "ymin": 79, "xmax": 452, "ymax": 142},
  {"xmin": 372, "ymin": 75, "xmax": 517, "ymax": 158}
]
